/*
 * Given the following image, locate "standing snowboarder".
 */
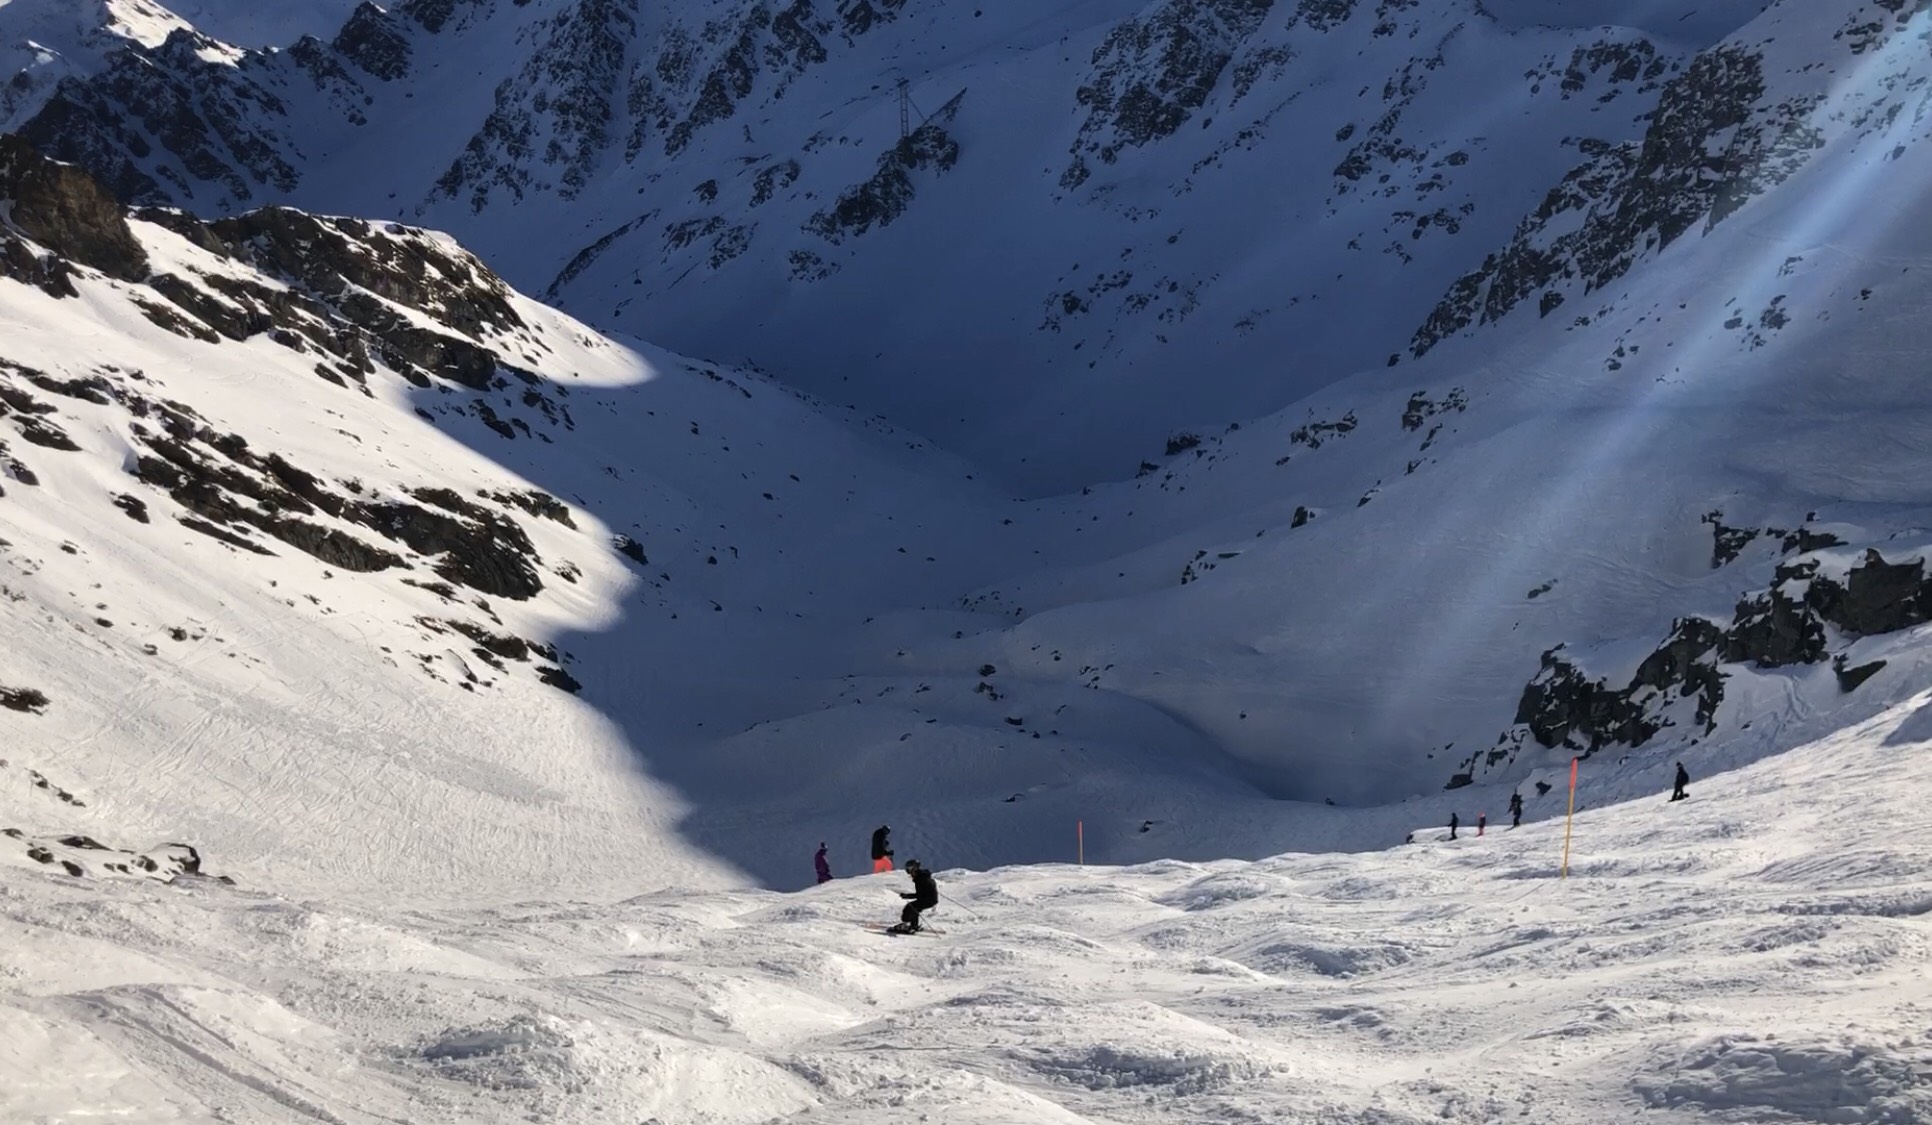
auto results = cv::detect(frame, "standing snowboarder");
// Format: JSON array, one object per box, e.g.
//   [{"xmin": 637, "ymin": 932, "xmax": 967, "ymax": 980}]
[
  {"xmin": 890, "ymin": 859, "xmax": 938, "ymax": 934},
  {"xmin": 870, "ymin": 824, "xmax": 894, "ymax": 873},
  {"xmin": 1508, "ymin": 791, "xmax": 1523, "ymax": 829},
  {"xmin": 1670, "ymin": 762, "xmax": 1690, "ymax": 802},
  {"xmin": 814, "ymin": 842, "xmax": 832, "ymax": 885},
  {"xmin": 1448, "ymin": 811, "xmax": 1459, "ymax": 841}
]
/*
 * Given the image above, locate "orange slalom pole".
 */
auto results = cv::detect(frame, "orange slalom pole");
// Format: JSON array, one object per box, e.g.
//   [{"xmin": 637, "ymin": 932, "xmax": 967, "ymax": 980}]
[
  {"xmin": 1077, "ymin": 820, "xmax": 1084, "ymax": 866},
  {"xmin": 1561, "ymin": 756, "xmax": 1579, "ymax": 879}
]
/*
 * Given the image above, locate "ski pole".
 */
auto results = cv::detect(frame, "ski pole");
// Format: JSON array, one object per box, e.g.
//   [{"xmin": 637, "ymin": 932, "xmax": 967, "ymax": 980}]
[{"xmin": 938, "ymin": 891, "xmax": 980, "ymax": 921}]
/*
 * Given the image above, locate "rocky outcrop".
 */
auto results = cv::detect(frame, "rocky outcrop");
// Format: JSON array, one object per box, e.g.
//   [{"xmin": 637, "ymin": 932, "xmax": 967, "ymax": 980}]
[
  {"xmin": 434, "ymin": 0, "xmax": 639, "ymax": 208},
  {"xmin": 19, "ymin": 29, "xmax": 314, "ymax": 208},
  {"xmin": 401, "ymin": 0, "xmax": 488, "ymax": 34},
  {"xmin": 806, "ymin": 94, "xmax": 964, "ymax": 244},
  {"xmin": 1463, "ymin": 544, "xmax": 1932, "ymax": 784},
  {"xmin": 202, "ymin": 209, "xmax": 526, "ymax": 342},
  {"xmin": 1410, "ymin": 38, "xmax": 1831, "ymax": 357},
  {"xmin": 836, "ymin": 0, "xmax": 910, "ymax": 39},
  {"xmin": 0, "ymin": 142, "xmax": 582, "ymax": 607},
  {"xmin": 335, "ymin": 2, "xmax": 415, "ymax": 81},
  {"xmin": 1062, "ymin": 0, "xmax": 1276, "ymax": 189},
  {"xmin": 663, "ymin": 0, "xmax": 829, "ymax": 155},
  {"xmin": 1, "ymin": 820, "xmax": 229, "ymax": 884},
  {"xmin": 1734, "ymin": 551, "xmax": 1932, "ymax": 662},
  {"xmin": 1701, "ymin": 510, "xmax": 1844, "ymax": 569},
  {"xmin": 1511, "ymin": 617, "xmax": 1727, "ymax": 760},
  {"xmin": 0, "ymin": 134, "xmax": 149, "ymax": 283},
  {"xmin": 4, "ymin": 335, "xmax": 554, "ymax": 601}
]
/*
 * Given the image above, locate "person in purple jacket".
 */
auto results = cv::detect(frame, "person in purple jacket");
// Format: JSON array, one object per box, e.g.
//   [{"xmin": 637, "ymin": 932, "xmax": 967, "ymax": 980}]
[{"xmin": 814, "ymin": 842, "xmax": 833, "ymax": 885}]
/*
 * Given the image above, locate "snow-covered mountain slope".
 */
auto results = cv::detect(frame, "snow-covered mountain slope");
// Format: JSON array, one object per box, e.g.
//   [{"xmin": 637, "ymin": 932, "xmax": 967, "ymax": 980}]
[
  {"xmin": 6, "ymin": 693, "xmax": 1932, "ymax": 1123},
  {"xmin": 0, "ymin": 131, "xmax": 1032, "ymax": 895},
  {"xmin": 0, "ymin": 0, "xmax": 364, "ymax": 134},
  {"xmin": 977, "ymin": 12, "xmax": 1932, "ymax": 810},
  {"xmin": 7, "ymin": 0, "xmax": 1932, "ymax": 889},
  {"xmin": 5, "ymin": 6, "xmax": 1932, "ymax": 1117},
  {"xmin": 1, "ymin": 133, "xmax": 1365, "ymax": 896},
  {"xmin": 17, "ymin": 0, "xmax": 1903, "ymax": 491}
]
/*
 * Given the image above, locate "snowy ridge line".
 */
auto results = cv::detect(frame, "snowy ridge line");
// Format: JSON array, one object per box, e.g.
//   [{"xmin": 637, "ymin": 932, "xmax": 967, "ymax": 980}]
[{"xmin": 14, "ymin": 0, "xmax": 1919, "ymax": 490}]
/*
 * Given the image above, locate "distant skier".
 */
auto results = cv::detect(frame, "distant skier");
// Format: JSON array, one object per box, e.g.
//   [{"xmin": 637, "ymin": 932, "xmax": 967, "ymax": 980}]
[
  {"xmin": 814, "ymin": 842, "xmax": 832, "ymax": 885},
  {"xmin": 889, "ymin": 859, "xmax": 938, "ymax": 934},
  {"xmin": 871, "ymin": 824, "xmax": 894, "ymax": 873},
  {"xmin": 1448, "ymin": 811, "xmax": 1459, "ymax": 841},
  {"xmin": 1477, "ymin": 812, "xmax": 1487, "ymax": 837},
  {"xmin": 1670, "ymin": 762, "xmax": 1690, "ymax": 803},
  {"xmin": 1508, "ymin": 791, "xmax": 1523, "ymax": 829}
]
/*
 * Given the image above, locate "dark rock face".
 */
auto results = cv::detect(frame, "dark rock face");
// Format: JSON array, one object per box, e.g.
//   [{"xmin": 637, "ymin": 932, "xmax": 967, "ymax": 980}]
[
  {"xmin": 436, "ymin": 0, "xmax": 639, "ymax": 206},
  {"xmin": 1702, "ymin": 510, "xmax": 1846, "ymax": 569},
  {"xmin": 0, "ymin": 227, "xmax": 81, "ymax": 297},
  {"xmin": 538, "ymin": 665, "xmax": 585, "ymax": 693},
  {"xmin": 20, "ymin": 29, "xmax": 312, "ymax": 208},
  {"xmin": 837, "ymin": 0, "xmax": 909, "ymax": 38},
  {"xmin": 1411, "ymin": 38, "xmax": 1834, "ymax": 357},
  {"xmin": 1063, "ymin": 0, "xmax": 1276, "ymax": 188},
  {"xmin": 125, "ymin": 398, "xmax": 403, "ymax": 571},
  {"xmin": 1, "ymin": 361, "xmax": 553, "ymax": 599},
  {"xmin": 113, "ymin": 494, "xmax": 151, "ymax": 523},
  {"xmin": 94, "ymin": 199, "xmax": 546, "ymax": 396},
  {"xmin": 366, "ymin": 492, "xmax": 544, "ymax": 600},
  {"xmin": 751, "ymin": 159, "xmax": 801, "ymax": 206},
  {"xmin": 1400, "ymin": 388, "xmax": 1466, "ymax": 432},
  {"xmin": 1725, "ymin": 568, "xmax": 1826, "ymax": 667},
  {"xmin": 482, "ymin": 488, "xmax": 576, "ymax": 528},
  {"xmin": 1512, "ymin": 630, "xmax": 1683, "ymax": 755},
  {"xmin": 201, "ymin": 209, "xmax": 526, "ymax": 341},
  {"xmin": 335, "ymin": 3, "xmax": 415, "ymax": 81},
  {"xmin": 0, "ymin": 375, "xmax": 82, "ymax": 457},
  {"xmin": 1721, "ymin": 550, "xmax": 1932, "ymax": 671},
  {"xmin": 1810, "ymin": 551, "xmax": 1931, "ymax": 637},
  {"xmin": 1466, "ymin": 545, "xmax": 1932, "ymax": 783},
  {"xmin": 806, "ymin": 96, "xmax": 964, "ymax": 244},
  {"xmin": 1835, "ymin": 656, "xmax": 1888, "ymax": 693},
  {"xmin": 401, "ymin": 0, "xmax": 485, "ymax": 33},
  {"xmin": 16, "ymin": 0, "xmax": 914, "ymax": 221},
  {"xmin": 0, "ymin": 143, "xmax": 582, "ymax": 607},
  {"xmin": 0, "ymin": 134, "xmax": 149, "ymax": 282},
  {"xmin": 612, "ymin": 534, "xmax": 649, "ymax": 565}
]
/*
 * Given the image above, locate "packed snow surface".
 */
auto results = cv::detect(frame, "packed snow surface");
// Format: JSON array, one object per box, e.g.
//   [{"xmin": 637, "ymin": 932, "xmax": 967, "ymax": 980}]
[{"xmin": 4, "ymin": 707, "xmax": 1931, "ymax": 1123}]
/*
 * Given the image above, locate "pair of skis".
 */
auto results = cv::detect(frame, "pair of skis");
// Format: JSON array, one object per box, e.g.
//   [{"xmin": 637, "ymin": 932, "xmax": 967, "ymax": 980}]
[{"xmin": 857, "ymin": 921, "xmax": 944, "ymax": 937}]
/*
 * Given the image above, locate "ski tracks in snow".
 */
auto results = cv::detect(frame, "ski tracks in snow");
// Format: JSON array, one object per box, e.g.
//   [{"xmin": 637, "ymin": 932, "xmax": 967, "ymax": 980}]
[{"xmin": 7, "ymin": 698, "xmax": 1932, "ymax": 1122}]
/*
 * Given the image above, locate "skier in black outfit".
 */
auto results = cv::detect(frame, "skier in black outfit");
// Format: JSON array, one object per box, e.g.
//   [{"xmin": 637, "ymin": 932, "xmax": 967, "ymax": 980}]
[
  {"xmin": 1670, "ymin": 762, "xmax": 1690, "ymax": 802},
  {"xmin": 870, "ymin": 824, "xmax": 894, "ymax": 873},
  {"xmin": 1508, "ymin": 791, "xmax": 1524, "ymax": 829},
  {"xmin": 1448, "ymin": 811, "xmax": 1459, "ymax": 841},
  {"xmin": 891, "ymin": 859, "xmax": 938, "ymax": 933}
]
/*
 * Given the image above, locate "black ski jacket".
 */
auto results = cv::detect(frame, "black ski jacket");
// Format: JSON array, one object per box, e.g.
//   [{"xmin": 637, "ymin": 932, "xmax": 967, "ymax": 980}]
[
  {"xmin": 871, "ymin": 826, "xmax": 893, "ymax": 860},
  {"xmin": 903, "ymin": 867, "xmax": 938, "ymax": 909}
]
